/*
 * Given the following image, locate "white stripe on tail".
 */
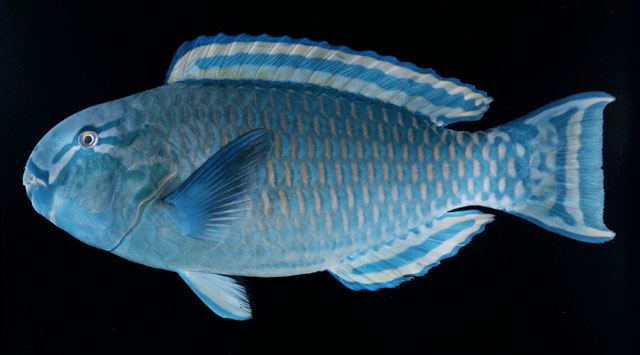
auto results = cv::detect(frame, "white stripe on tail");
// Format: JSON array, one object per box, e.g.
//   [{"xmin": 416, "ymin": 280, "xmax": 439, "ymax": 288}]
[{"xmin": 503, "ymin": 92, "xmax": 615, "ymax": 242}]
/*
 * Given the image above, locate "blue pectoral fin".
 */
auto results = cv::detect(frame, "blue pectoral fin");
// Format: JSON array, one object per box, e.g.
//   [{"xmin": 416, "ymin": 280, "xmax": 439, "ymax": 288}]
[
  {"xmin": 329, "ymin": 210, "xmax": 494, "ymax": 291},
  {"xmin": 164, "ymin": 129, "xmax": 271, "ymax": 241},
  {"xmin": 179, "ymin": 271, "xmax": 252, "ymax": 320}
]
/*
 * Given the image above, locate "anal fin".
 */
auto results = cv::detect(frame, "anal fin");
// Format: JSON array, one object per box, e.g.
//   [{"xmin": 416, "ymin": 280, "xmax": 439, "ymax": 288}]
[{"xmin": 328, "ymin": 210, "xmax": 494, "ymax": 291}]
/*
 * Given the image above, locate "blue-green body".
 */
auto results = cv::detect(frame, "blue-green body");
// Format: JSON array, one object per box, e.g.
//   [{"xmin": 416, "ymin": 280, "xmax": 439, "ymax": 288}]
[
  {"xmin": 109, "ymin": 82, "xmax": 522, "ymax": 276},
  {"xmin": 23, "ymin": 34, "xmax": 615, "ymax": 319}
]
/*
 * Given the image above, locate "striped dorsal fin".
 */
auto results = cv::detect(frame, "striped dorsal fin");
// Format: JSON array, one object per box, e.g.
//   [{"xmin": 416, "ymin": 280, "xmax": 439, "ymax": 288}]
[
  {"xmin": 166, "ymin": 34, "xmax": 493, "ymax": 126},
  {"xmin": 328, "ymin": 210, "xmax": 494, "ymax": 291}
]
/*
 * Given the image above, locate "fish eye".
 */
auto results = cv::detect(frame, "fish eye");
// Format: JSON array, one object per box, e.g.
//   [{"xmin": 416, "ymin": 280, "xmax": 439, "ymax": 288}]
[{"xmin": 79, "ymin": 131, "xmax": 98, "ymax": 148}]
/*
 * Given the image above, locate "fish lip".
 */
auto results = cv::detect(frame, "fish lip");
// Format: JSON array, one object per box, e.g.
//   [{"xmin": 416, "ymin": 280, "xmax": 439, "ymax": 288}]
[
  {"xmin": 25, "ymin": 181, "xmax": 36, "ymax": 198},
  {"xmin": 23, "ymin": 171, "xmax": 46, "ymax": 199}
]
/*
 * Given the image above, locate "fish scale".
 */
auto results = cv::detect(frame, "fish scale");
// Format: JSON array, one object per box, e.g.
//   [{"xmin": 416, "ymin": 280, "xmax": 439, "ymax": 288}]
[
  {"xmin": 24, "ymin": 34, "xmax": 615, "ymax": 320},
  {"xmin": 129, "ymin": 83, "xmax": 525, "ymax": 276}
]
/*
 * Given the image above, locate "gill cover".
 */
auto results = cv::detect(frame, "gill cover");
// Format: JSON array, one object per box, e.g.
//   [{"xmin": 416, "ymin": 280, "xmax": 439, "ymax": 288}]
[{"xmin": 25, "ymin": 98, "xmax": 177, "ymax": 251}]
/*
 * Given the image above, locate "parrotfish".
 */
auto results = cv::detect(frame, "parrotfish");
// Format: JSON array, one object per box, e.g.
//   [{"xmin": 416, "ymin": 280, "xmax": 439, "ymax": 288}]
[{"xmin": 23, "ymin": 34, "xmax": 615, "ymax": 320}]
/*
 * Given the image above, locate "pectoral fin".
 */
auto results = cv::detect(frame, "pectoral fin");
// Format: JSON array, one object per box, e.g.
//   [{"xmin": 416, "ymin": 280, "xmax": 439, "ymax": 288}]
[
  {"xmin": 179, "ymin": 271, "xmax": 252, "ymax": 320},
  {"xmin": 164, "ymin": 129, "xmax": 271, "ymax": 241}
]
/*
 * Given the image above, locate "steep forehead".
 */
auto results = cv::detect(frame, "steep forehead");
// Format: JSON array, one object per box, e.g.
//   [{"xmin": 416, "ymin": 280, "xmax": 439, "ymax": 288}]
[
  {"xmin": 28, "ymin": 99, "xmax": 127, "ymax": 180},
  {"xmin": 37, "ymin": 100, "xmax": 124, "ymax": 144}
]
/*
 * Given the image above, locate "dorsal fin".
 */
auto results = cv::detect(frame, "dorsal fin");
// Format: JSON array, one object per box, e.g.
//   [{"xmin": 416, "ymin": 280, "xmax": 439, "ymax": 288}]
[{"xmin": 166, "ymin": 34, "xmax": 493, "ymax": 126}]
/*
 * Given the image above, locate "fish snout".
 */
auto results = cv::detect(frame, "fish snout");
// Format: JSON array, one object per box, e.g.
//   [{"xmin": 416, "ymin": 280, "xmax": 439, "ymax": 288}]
[
  {"xmin": 23, "ymin": 159, "xmax": 53, "ymax": 219},
  {"xmin": 23, "ymin": 169, "xmax": 46, "ymax": 199}
]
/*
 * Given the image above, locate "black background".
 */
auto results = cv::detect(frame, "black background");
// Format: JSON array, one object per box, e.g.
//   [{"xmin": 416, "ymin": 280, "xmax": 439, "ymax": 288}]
[{"xmin": 1, "ymin": 1, "xmax": 637, "ymax": 354}]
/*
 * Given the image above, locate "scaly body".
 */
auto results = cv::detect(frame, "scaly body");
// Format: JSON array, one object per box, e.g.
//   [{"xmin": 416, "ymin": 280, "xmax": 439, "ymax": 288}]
[
  {"xmin": 24, "ymin": 34, "xmax": 615, "ymax": 319},
  {"xmin": 115, "ymin": 82, "xmax": 525, "ymax": 276}
]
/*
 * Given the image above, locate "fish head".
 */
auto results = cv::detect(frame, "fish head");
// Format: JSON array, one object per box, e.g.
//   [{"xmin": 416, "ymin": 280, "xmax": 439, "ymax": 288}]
[{"xmin": 23, "ymin": 96, "xmax": 176, "ymax": 251}]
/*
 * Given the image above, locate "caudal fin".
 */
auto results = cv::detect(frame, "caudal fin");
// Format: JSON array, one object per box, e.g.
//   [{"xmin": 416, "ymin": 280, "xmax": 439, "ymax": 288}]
[{"xmin": 504, "ymin": 92, "xmax": 615, "ymax": 243}]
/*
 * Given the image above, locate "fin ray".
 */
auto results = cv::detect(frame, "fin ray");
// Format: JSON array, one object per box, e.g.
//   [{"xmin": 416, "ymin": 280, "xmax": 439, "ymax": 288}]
[
  {"xmin": 329, "ymin": 210, "xmax": 494, "ymax": 291},
  {"xmin": 179, "ymin": 271, "xmax": 251, "ymax": 320},
  {"xmin": 164, "ymin": 129, "xmax": 271, "ymax": 241},
  {"xmin": 503, "ymin": 92, "xmax": 615, "ymax": 242},
  {"xmin": 166, "ymin": 34, "xmax": 492, "ymax": 126}
]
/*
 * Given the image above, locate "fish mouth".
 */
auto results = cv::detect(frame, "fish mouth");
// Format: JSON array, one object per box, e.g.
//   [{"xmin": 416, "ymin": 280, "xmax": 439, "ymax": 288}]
[
  {"xmin": 23, "ymin": 159, "xmax": 50, "ymax": 199},
  {"xmin": 23, "ymin": 171, "xmax": 46, "ymax": 199},
  {"xmin": 23, "ymin": 166, "xmax": 56, "ymax": 225}
]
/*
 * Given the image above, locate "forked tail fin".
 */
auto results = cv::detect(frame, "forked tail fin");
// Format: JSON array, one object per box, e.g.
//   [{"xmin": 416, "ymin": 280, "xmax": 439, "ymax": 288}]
[{"xmin": 503, "ymin": 92, "xmax": 615, "ymax": 243}]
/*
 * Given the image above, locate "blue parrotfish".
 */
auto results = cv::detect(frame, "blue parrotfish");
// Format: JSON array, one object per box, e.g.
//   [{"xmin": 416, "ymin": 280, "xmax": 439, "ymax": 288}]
[{"xmin": 23, "ymin": 34, "xmax": 615, "ymax": 320}]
